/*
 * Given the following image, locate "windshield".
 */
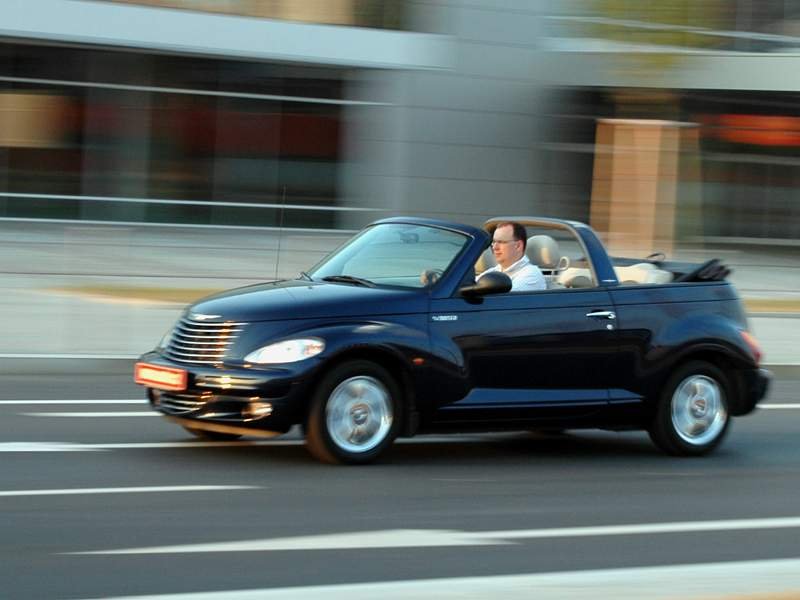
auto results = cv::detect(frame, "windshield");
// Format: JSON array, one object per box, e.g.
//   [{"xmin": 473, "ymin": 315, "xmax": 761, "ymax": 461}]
[{"xmin": 308, "ymin": 223, "xmax": 470, "ymax": 289}]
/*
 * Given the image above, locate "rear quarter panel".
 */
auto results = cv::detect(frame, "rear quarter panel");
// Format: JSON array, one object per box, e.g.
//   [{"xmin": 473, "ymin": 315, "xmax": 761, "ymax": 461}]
[{"xmin": 608, "ymin": 282, "xmax": 754, "ymax": 413}]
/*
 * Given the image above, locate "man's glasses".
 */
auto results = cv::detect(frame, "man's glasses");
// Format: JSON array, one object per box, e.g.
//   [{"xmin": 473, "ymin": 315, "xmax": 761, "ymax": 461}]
[{"xmin": 491, "ymin": 239, "xmax": 519, "ymax": 246}]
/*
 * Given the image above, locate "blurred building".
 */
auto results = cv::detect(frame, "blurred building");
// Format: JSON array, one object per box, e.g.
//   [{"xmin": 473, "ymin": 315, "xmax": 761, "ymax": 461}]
[{"xmin": 1, "ymin": 0, "xmax": 799, "ymax": 244}]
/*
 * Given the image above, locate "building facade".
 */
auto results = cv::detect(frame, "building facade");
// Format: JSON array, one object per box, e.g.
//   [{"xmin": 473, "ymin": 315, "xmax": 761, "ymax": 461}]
[{"xmin": 1, "ymin": 0, "xmax": 799, "ymax": 242}]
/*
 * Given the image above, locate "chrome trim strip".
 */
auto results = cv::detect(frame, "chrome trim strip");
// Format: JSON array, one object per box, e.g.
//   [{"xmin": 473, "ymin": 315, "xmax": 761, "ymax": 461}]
[
  {"xmin": 169, "ymin": 353, "xmax": 227, "ymax": 359},
  {"xmin": 177, "ymin": 326, "xmax": 244, "ymax": 333},
  {"xmin": 170, "ymin": 339, "xmax": 232, "ymax": 346},
  {"xmin": 166, "ymin": 320, "xmax": 248, "ymax": 365},
  {"xmin": 199, "ymin": 412, "xmax": 241, "ymax": 419}
]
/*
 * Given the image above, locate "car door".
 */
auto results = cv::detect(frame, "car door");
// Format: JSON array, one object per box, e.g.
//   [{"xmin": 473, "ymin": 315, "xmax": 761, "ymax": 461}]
[{"xmin": 428, "ymin": 287, "xmax": 618, "ymax": 424}]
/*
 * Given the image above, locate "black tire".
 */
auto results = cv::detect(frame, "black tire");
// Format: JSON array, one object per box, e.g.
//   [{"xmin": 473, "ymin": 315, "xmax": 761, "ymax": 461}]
[
  {"xmin": 305, "ymin": 360, "xmax": 401, "ymax": 465},
  {"xmin": 182, "ymin": 425, "xmax": 242, "ymax": 441},
  {"xmin": 528, "ymin": 428, "xmax": 567, "ymax": 436},
  {"xmin": 648, "ymin": 360, "xmax": 731, "ymax": 456}
]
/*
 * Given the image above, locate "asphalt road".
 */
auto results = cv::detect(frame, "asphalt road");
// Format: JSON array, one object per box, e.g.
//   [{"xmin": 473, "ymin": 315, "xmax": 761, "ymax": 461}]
[{"xmin": 1, "ymin": 371, "xmax": 799, "ymax": 599}]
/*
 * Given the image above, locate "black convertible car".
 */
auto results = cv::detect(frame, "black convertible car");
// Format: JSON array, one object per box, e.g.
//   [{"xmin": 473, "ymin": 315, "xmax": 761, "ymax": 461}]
[{"xmin": 135, "ymin": 216, "xmax": 770, "ymax": 464}]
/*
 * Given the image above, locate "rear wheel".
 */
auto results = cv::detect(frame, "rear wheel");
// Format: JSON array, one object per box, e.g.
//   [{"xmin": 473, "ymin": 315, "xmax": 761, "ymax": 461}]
[
  {"xmin": 306, "ymin": 360, "xmax": 401, "ymax": 465},
  {"xmin": 528, "ymin": 428, "xmax": 567, "ymax": 436},
  {"xmin": 182, "ymin": 425, "xmax": 242, "ymax": 441},
  {"xmin": 648, "ymin": 360, "xmax": 730, "ymax": 456}
]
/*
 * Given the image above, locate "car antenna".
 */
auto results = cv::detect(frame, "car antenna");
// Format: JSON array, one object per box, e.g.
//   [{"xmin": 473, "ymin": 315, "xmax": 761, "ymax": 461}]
[{"xmin": 274, "ymin": 185, "xmax": 286, "ymax": 281}]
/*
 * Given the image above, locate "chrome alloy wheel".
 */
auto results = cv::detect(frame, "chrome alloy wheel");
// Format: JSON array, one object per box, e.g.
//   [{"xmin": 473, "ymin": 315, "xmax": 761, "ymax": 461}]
[
  {"xmin": 670, "ymin": 374, "xmax": 728, "ymax": 445},
  {"xmin": 326, "ymin": 376, "xmax": 393, "ymax": 453}
]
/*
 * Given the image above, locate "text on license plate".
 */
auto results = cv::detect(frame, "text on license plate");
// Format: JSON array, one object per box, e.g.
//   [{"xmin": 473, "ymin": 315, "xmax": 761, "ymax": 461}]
[{"xmin": 134, "ymin": 363, "xmax": 187, "ymax": 391}]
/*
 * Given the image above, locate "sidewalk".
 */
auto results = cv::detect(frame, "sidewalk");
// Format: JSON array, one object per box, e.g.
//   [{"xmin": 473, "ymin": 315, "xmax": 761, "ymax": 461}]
[
  {"xmin": 1, "ymin": 221, "xmax": 797, "ymax": 367},
  {"xmin": 0, "ymin": 221, "xmax": 349, "ymax": 357}
]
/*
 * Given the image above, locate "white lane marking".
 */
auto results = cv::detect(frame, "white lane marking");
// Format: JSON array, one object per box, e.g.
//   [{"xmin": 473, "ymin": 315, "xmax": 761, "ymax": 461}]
[
  {"xmin": 0, "ymin": 437, "xmax": 489, "ymax": 452},
  {"xmin": 71, "ymin": 557, "xmax": 800, "ymax": 600},
  {"xmin": 70, "ymin": 516, "xmax": 800, "ymax": 555},
  {"xmin": 0, "ymin": 441, "xmax": 274, "ymax": 451},
  {"xmin": 0, "ymin": 442, "xmax": 104, "ymax": 452},
  {"xmin": 21, "ymin": 412, "xmax": 157, "ymax": 417},
  {"xmin": 70, "ymin": 530, "xmax": 497, "ymax": 555},
  {"xmin": 430, "ymin": 478, "xmax": 497, "ymax": 483},
  {"xmin": 0, "ymin": 400, "xmax": 144, "ymax": 404},
  {"xmin": 760, "ymin": 404, "xmax": 800, "ymax": 409},
  {"xmin": 0, "ymin": 485, "xmax": 259, "ymax": 498}
]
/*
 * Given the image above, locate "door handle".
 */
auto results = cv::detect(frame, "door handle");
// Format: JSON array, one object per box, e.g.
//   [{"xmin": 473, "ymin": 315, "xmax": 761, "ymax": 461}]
[{"xmin": 586, "ymin": 310, "xmax": 616, "ymax": 320}]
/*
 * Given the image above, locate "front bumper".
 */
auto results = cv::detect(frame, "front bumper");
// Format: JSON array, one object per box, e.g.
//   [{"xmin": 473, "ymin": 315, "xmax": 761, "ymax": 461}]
[{"xmin": 137, "ymin": 351, "xmax": 319, "ymax": 433}]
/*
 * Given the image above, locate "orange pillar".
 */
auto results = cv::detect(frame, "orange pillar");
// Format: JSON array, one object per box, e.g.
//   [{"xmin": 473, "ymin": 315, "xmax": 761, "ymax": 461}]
[{"xmin": 590, "ymin": 119, "xmax": 697, "ymax": 258}]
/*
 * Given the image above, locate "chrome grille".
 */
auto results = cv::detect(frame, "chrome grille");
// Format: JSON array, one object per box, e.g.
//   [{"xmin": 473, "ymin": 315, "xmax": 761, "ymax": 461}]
[
  {"xmin": 158, "ymin": 392, "xmax": 210, "ymax": 415},
  {"xmin": 165, "ymin": 317, "xmax": 246, "ymax": 365}
]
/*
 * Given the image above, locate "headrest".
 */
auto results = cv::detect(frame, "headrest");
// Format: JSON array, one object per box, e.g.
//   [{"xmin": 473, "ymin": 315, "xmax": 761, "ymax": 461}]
[
  {"xmin": 526, "ymin": 235, "xmax": 560, "ymax": 269},
  {"xmin": 475, "ymin": 246, "xmax": 497, "ymax": 273}
]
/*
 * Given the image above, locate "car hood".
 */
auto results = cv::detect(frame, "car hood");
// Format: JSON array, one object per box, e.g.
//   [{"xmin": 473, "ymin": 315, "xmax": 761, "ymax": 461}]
[{"xmin": 187, "ymin": 279, "xmax": 429, "ymax": 322}]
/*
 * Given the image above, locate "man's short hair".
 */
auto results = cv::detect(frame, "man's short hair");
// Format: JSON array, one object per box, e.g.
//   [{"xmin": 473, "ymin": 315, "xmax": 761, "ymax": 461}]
[{"xmin": 494, "ymin": 221, "xmax": 528, "ymax": 250}]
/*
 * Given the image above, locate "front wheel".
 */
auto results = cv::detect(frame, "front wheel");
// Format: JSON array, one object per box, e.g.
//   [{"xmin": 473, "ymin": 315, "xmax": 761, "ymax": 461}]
[
  {"xmin": 648, "ymin": 360, "xmax": 731, "ymax": 456},
  {"xmin": 305, "ymin": 360, "xmax": 401, "ymax": 465}
]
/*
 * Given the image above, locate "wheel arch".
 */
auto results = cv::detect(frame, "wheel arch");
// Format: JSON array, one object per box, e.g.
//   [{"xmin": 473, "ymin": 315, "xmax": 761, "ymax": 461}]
[
  {"xmin": 307, "ymin": 345, "xmax": 417, "ymax": 435},
  {"xmin": 649, "ymin": 348, "xmax": 748, "ymax": 417}
]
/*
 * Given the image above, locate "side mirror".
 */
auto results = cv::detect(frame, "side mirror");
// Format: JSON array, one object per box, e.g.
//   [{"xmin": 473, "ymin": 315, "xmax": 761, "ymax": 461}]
[{"xmin": 459, "ymin": 271, "xmax": 512, "ymax": 297}]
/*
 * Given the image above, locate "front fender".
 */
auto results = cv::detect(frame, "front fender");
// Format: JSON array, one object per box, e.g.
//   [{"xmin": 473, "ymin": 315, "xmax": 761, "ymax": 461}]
[
  {"xmin": 310, "ymin": 320, "xmax": 430, "ymax": 365},
  {"xmin": 305, "ymin": 320, "xmax": 477, "ymax": 420}
]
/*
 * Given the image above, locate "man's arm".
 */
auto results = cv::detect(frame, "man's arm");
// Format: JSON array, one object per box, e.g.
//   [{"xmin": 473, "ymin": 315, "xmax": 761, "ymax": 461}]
[
  {"xmin": 476, "ymin": 264, "xmax": 499, "ymax": 280},
  {"xmin": 510, "ymin": 264, "xmax": 547, "ymax": 291}
]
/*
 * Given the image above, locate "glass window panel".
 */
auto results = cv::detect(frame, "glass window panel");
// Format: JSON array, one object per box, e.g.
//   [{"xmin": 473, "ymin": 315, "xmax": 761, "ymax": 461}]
[{"xmin": 0, "ymin": 42, "xmax": 349, "ymax": 229}]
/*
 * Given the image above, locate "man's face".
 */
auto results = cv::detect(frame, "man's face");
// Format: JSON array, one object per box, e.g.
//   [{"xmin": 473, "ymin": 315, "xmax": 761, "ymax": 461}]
[{"xmin": 491, "ymin": 224, "xmax": 524, "ymax": 269}]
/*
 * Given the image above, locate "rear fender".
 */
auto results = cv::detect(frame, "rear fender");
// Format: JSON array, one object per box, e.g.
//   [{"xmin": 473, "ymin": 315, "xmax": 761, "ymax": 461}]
[
  {"xmin": 649, "ymin": 313, "xmax": 756, "ymax": 371},
  {"xmin": 638, "ymin": 313, "xmax": 757, "ymax": 411}
]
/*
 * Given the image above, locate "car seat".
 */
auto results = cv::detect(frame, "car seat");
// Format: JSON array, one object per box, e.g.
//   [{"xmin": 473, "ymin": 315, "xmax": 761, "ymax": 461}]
[
  {"xmin": 526, "ymin": 235, "xmax": 569, "ymax": 288},
  {"xmin": 475, "ymin": 246, "xmax": 497, "ymax": 274}
]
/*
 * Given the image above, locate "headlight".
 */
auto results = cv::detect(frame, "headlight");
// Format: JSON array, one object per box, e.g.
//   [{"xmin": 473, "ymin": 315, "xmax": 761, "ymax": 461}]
[{"xmin": 244, "ymin": 338, "xmax": 325, "ymax": 364}]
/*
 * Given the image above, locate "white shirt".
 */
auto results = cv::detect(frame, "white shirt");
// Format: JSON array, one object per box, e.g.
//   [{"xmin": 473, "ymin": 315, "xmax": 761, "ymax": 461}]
[{"xmin": 480, "ymin": 255, "xmax": 547, "ymax": 292}]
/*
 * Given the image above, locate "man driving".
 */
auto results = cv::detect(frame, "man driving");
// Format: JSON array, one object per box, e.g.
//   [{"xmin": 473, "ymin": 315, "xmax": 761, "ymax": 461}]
[{"xmin": 479, "ymin": 221, "xmax": 546, "ymax": 292}]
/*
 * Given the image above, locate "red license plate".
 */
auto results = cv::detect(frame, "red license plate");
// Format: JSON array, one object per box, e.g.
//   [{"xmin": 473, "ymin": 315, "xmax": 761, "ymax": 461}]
[{"xmin": 134, "ymin": 362, "xmax": 187, "ymax": 391}]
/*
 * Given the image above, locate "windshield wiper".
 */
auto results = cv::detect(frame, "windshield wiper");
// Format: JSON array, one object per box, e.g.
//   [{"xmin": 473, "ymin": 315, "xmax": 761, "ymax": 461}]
[
  {"xmin": 321, "ymin": 275, "xmax": 376, "ymax": 288},
  {"xmin": 298, "ymin": 271, "xmax": 314, "ymax": 282}
]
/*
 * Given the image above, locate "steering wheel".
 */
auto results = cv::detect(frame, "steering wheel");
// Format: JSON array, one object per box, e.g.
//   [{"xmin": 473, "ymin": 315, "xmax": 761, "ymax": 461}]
[{"xmin": 420, "ymin": 269, "xmax": 443, "ymax": 286}]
